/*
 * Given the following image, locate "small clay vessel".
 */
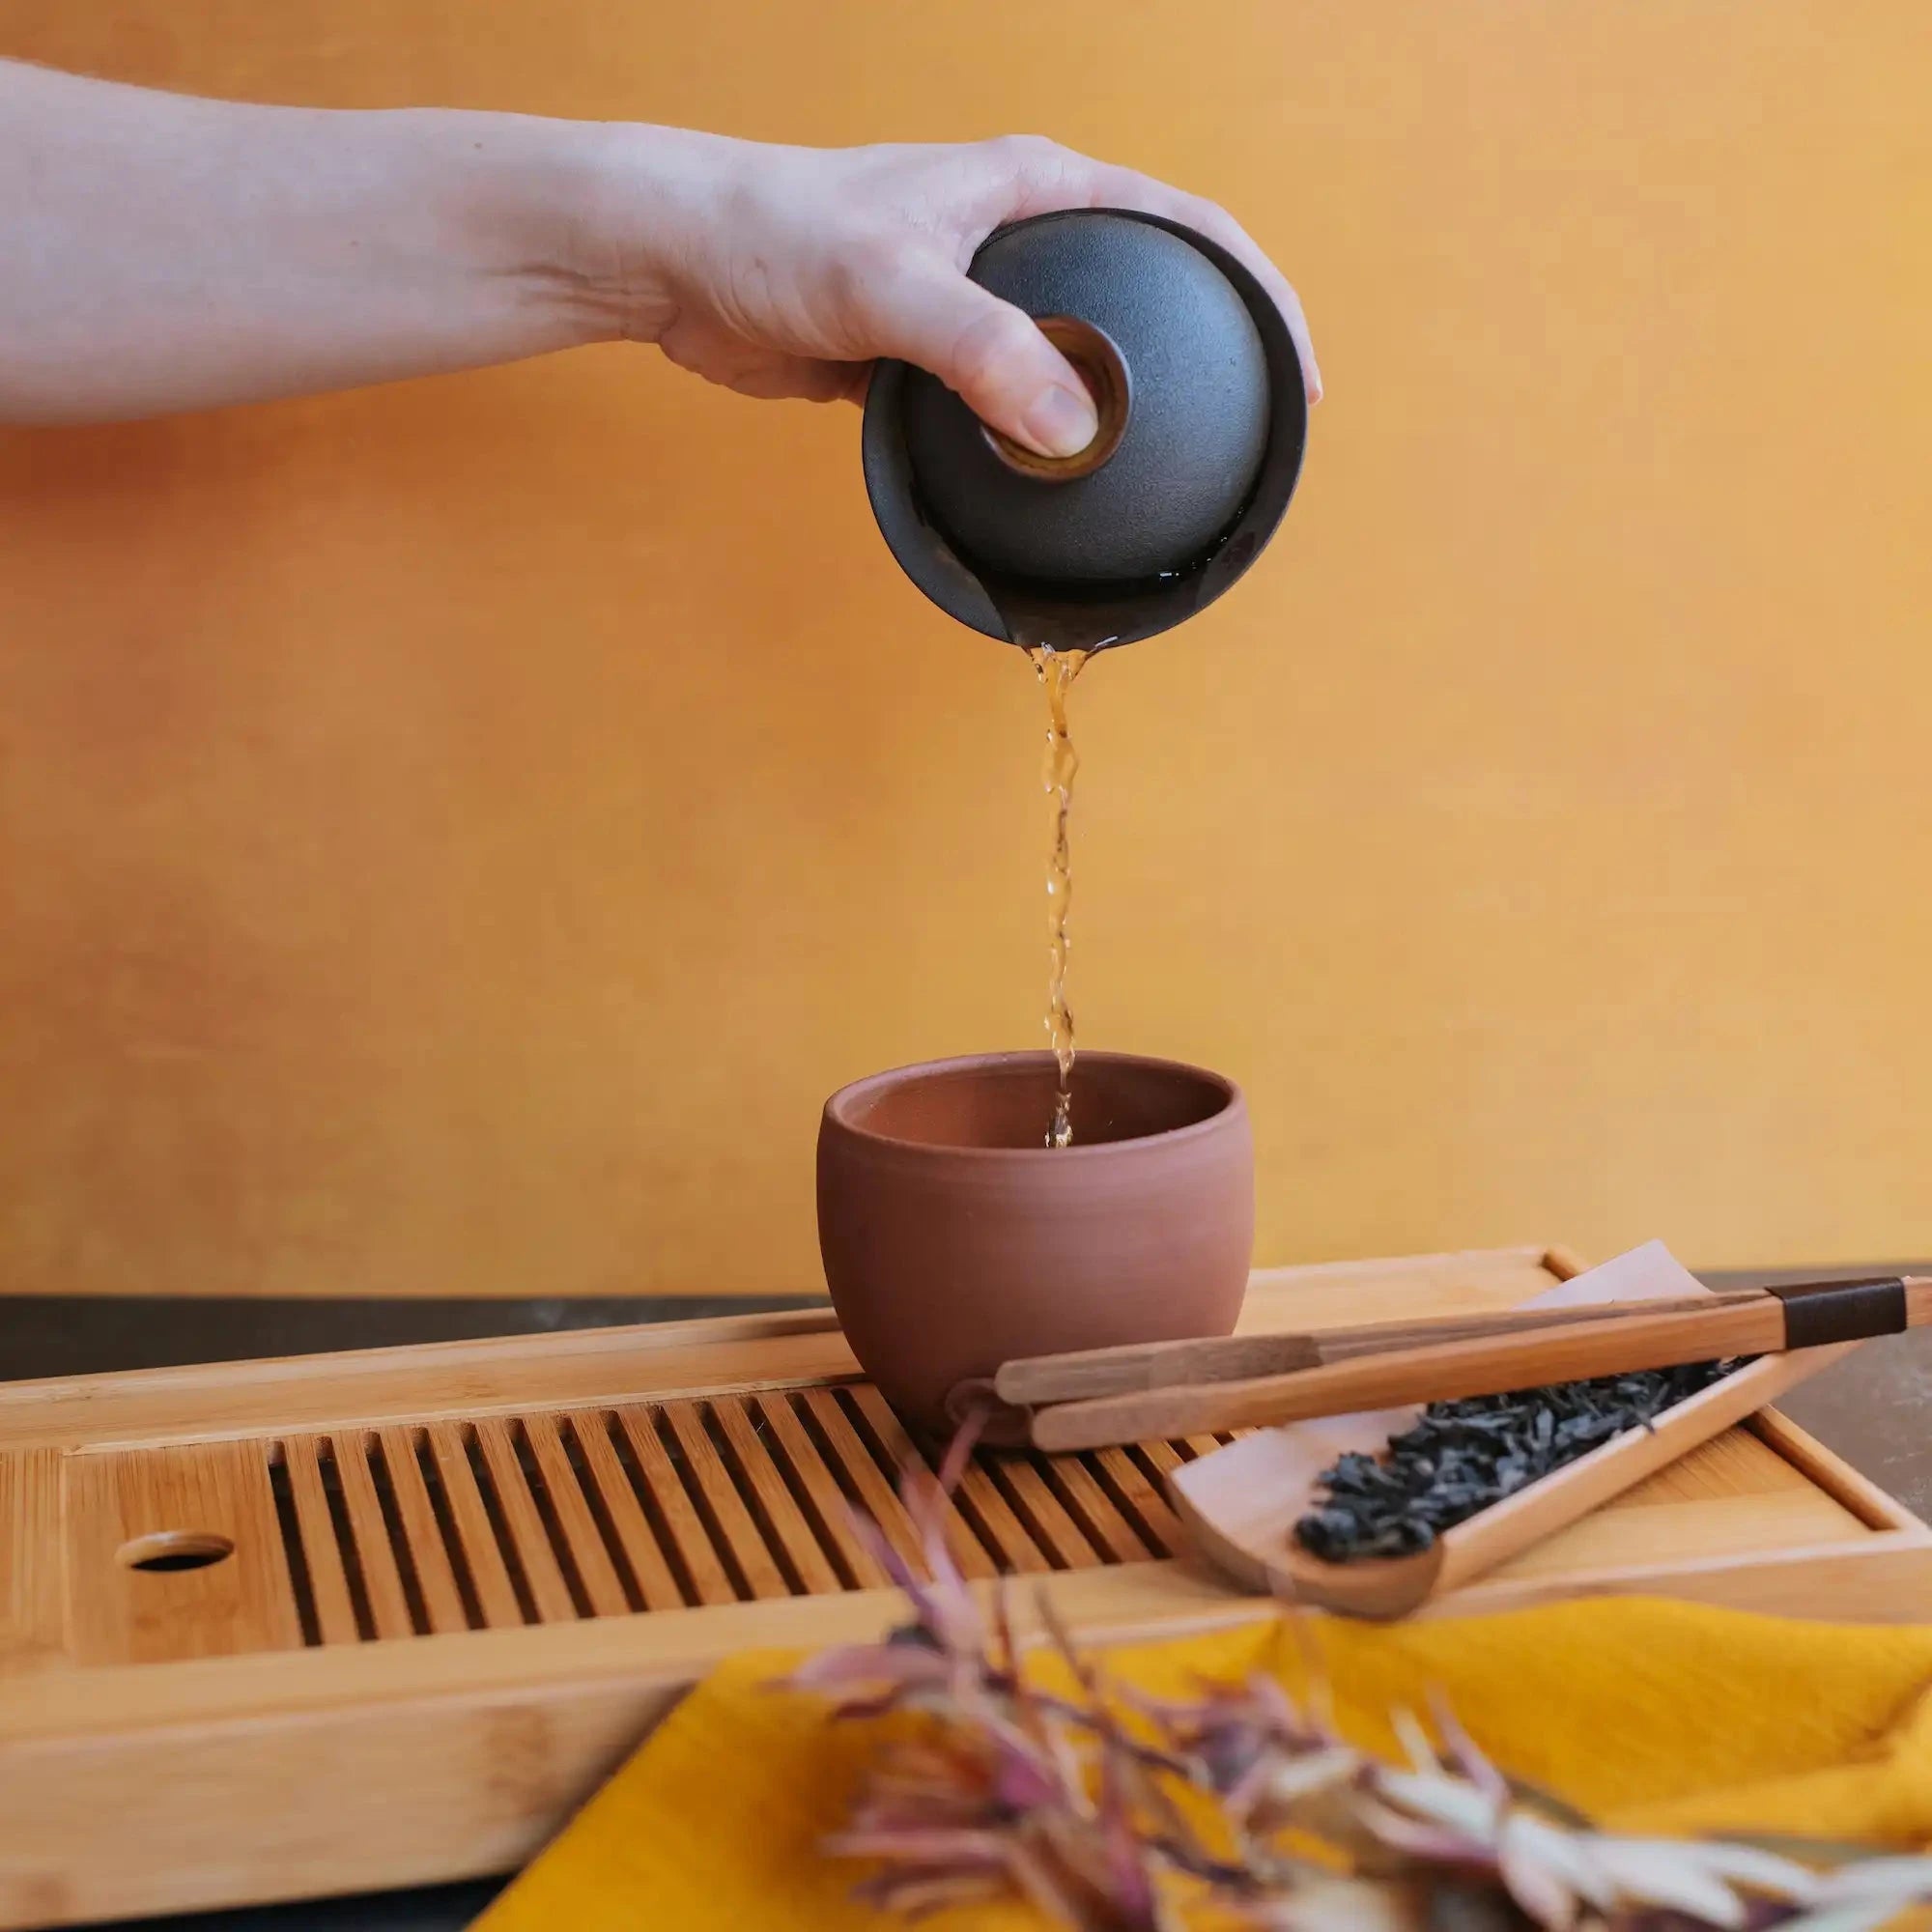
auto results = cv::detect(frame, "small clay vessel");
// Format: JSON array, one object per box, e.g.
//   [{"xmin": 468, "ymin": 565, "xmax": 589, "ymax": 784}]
[{"xmin": 816, "ymin": 1051, "xmax": 1253, "ymax": 1443}]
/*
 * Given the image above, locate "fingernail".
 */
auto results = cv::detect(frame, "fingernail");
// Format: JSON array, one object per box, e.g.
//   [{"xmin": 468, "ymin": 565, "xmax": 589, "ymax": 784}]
[{"xmin": 1021, "ymin": 383, "xmax": 1098, "ymax": 459}]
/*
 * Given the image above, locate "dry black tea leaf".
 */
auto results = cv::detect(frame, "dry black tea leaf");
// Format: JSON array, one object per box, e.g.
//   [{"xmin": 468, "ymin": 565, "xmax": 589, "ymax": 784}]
[{"xmin": 1294, "ymin": 1359, "xmax": 1748, "ymax": 1564}]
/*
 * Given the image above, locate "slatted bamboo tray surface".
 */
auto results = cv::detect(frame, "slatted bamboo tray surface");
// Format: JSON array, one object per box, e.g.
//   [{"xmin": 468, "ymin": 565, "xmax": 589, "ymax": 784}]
[{"xmin": 1, "ymin": 1243, "xmax": 1926, "ymax": 1928}]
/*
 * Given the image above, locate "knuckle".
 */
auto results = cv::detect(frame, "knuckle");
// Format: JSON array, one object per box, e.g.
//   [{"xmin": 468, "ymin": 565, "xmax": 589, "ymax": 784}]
[{"xmin": 987, "ymin": 131, "xmax": 1063, "ymax": 171}]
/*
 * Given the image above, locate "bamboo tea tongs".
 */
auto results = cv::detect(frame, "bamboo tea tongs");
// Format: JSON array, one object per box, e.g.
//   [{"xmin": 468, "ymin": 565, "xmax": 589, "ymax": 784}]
[{"xmin": 997, "ymin": 1270, "xmax": 1930, "ymax": 1453}]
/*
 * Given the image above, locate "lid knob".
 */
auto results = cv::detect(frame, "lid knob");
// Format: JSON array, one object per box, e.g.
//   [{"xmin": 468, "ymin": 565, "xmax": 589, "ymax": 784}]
[{"xmin": 980, "ymin": 316, "xmax": 1132, "ymax": 483}]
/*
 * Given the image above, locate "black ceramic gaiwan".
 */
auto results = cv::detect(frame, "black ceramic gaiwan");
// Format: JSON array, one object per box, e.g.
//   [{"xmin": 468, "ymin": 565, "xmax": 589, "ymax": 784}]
[{"xmin": 862, "ymin": 209, "xmax": 1306, "ymax": 653}]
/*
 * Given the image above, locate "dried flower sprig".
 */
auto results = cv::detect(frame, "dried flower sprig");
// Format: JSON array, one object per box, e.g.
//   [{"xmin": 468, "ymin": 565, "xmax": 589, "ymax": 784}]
[
  {"xmin": 787, "ymin": 1456, "xmax": 1188, "ymax": 1926},
  {"xmin": 781, "ymin": 1445, "xmax": 1932, "ymax": 1932}
]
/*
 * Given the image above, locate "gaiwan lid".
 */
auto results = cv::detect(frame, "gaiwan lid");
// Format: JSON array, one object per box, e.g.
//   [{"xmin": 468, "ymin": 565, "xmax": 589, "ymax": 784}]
[{"xmin": 862, "ymin": 209, "xmax": 1306, "ymax": 652}]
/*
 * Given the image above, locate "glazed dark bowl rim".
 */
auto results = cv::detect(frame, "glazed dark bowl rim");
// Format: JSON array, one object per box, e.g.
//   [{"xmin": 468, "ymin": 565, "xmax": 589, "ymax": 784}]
[{"xmin": 820, "ymin": 1049, "xmax": 1245, "ymax": 1160}]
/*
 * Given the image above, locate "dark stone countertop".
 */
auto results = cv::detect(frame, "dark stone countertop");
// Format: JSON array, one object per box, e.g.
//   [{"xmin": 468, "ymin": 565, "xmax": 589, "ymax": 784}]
[{"xmin": 4, "ymin": 1268, "xmax": 1924, "ymax": 1930}]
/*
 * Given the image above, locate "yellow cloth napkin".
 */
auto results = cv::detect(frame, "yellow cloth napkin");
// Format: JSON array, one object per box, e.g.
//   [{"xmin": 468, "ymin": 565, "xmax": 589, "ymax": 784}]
[{"xmin": 476, "ymin": 1598, "xmax": 1932, "ymax": 1930}]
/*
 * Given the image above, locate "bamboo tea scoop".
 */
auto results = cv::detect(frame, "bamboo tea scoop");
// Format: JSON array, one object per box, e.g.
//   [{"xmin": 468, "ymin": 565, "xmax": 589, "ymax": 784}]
[{"xmin": 1012, "ymin": 1267, "xmax": 1928, "ymax": 1454}]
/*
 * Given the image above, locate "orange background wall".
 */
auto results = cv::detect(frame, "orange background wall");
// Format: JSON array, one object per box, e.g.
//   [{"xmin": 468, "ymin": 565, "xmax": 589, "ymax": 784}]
[{"xmin": 0, "ymin": 4, "xmax": 1926, "ymax": 1297}]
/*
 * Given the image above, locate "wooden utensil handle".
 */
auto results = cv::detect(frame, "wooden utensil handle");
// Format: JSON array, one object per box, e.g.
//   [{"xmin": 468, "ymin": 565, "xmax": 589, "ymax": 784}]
[
  {"xmin": 1315, "ymin": 1292, "xmax": 1769, "ymax": 1361},
  {"xmin": 994, "ymin": 1292, "xmax": 1770, "ymax": 1406},
  {"xmin": 1028, "ymin": 1301, "xmax": 1787, "ymax": 1452}
]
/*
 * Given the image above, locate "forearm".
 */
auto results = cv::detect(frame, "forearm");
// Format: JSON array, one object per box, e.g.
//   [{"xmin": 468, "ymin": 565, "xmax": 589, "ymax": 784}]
[
  {"xmin": 0, "ymin": 62, "xmax": 647, "ymax": 424},
  {"xmin": 0, "ymin": 65, "xmax": 1316, "ymax": 440}
]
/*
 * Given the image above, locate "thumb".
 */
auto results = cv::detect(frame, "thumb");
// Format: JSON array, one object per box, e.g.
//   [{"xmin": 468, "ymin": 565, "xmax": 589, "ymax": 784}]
[{"xmin": 875, "ymin": 260, "xmax": 1099, "ymax": 460}]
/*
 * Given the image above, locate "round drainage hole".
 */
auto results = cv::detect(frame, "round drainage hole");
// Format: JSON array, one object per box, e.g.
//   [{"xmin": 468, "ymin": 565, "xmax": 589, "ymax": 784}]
[{"xmin": 117, "ymin": 1531, "xmax": 236, "ymax": 1574}]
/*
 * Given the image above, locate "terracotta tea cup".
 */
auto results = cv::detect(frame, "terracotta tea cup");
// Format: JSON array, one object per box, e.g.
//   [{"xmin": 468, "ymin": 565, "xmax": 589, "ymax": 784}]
[{"xmin": 816, "ymin": 1051, "xmax": 1253, "ymax": 1443}]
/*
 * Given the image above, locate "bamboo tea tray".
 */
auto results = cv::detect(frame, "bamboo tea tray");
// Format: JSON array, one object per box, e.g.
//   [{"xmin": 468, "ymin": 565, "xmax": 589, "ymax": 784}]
[{"xmin": 2, "ymin": 1243, "xmax": 1927, "ymax": 1928}]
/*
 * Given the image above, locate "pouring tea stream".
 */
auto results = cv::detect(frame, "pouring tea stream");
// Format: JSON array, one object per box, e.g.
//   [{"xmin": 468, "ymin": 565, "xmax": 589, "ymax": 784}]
[{"xmin": 862, "ymin": 207, "xmax": 1308, "ymax": 1148}]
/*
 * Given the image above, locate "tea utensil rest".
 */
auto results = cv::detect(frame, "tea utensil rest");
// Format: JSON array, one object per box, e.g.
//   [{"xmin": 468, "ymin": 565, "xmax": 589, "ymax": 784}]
[
  {"xmin": 1170, "ymin": 1242, "xmax": 1916, "ymax": 1617},
  {"xmin": 994, "ymin": 1247, "xmax": 1923, "ymax": 1452},
  {"xmin": 982, "ymin": 1241, "xmax": 1922, "ymax": 1618}
]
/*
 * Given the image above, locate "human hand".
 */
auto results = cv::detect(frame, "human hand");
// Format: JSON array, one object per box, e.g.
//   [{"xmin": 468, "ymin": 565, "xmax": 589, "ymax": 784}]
[
  {"xmin": 0, "ymin": 71, "xmax": 1316, "ymax": 436},
  {"xmin": 589, "ymin": 129, "xmax": 1320, "ymax": 460}
]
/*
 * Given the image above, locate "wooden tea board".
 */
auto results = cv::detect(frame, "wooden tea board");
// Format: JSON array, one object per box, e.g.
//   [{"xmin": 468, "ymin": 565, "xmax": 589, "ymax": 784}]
[{"xmin": 1, "ymin": 1243, "xmax": 1926, "ymax": 1927}]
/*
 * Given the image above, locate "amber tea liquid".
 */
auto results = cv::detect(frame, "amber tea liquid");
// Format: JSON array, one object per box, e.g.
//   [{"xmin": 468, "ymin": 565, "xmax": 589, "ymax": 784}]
[{"xmin": 1031, "ymin": 644, "xmax": 1090, "ymax": 1148}]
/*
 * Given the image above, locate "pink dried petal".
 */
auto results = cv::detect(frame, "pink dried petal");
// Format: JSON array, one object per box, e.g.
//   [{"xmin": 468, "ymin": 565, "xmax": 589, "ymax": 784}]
[
  {"xmin": 1034, "ymin": 1588, "xmax": 1161, "ymax": 1796},
  {"xmin": 847, "ymin": 1772, "xmax": 984, "ymax": 1813},
  {"xmin": 828, "ymin": 1690, "xmax": 934, "ymax": 1723},
  {"xmin": 987, "ymin": 1605, "xmax": 1094, "ymax": 1808},
  {"xmin": 1092, "ymin": 1740, "xmax": 1159, "ymax": 1908},
  {"xmin": 1045, "ymin": 1725, "xmax": 1094, "ymax": 1817},
  {"xmin": 1813, "ymin": 1855, "xmax": 1932, "ymax": 1902},
  {"xmin": 1495, "ymin": 1824, "xmax": 1586, "ymax": 1929},
  {"xmin": 848, "ymin": 1797, "xmax": 995, "ymax": 1836},
  {"xmin": 849, "ymin": 1758, "xmax": 1003, "ymax": 1827},
  {"xmin": 899, "ymin": 1464, "xmax": 969, "ymax": 1599},
  {"xmin": 936, "ymin": 1406, "xmax": 989, "ymax": 1496},
  {"xmin": 1498, "ymin": 1815, "xmax": 1611, "ymax": 1916},
  {"xmin": 854, "ymin": 1752, "xmax": 994, "ymax": 1794},
  {"xmin": 1577, "ymin": 1837, "xmax": 1750, "ymax": 1926},
  {"xmin": 1776, "ymin": 1900, "xmax": 1932, "ymax": 1932},
  {"xmin": 849, "ymin": 1769, "xmax": 978, "ymax": 1815},
  {"xmin": 1182, "ymin": 1719, "xmax": 1273, "ymax": 1798},
  {"xmin": 953, "ymin": 1680, "xmax": 1067, "ymax": 1784},
  {"xmin": 787, "ymin": 1643, "xmax": 952, "ymax": 1694},
  {"xmin": 1427, "ymin": 1689, "xmax": 1510, "ymax": 1807},
  {"xmin": 824, "ymin": 1825, "xmax": 1012, "ymax": 1865},
  {"xmin": 1248, "ymin": 1671, "xmax": 1321, "ymax": 1740},
  {"xmin": 1115, "ymin": 1683, "xmax": 1202, "ymax": 1724},
  {"xmin": 1110, "ymin": 1746, "xmax": 1200, "ymax": 1858},
  {"xmin": 1375, "ymin": 1768, "xmax": 1501, "ymax": 1839},
  {"xmin": 1390, "ymin": 1708, "xmax": 1440, "ymax": 1776},
  {"xmin": 846, "ymin": 1502, "xmax": 921, "ymax": 1590},
  {"xmin": 844, "ymin": 1503, "xmax": 984, "ymax": 1655},
  {"xmin": 1254, "ymin": 1876, "xmax": 1431, "ymax": 1931},
  {"xmin": 1008, "ymin": 1832, "xmax": 1164, "ymax": 1932},
  {"xmin": 1037, "ymin": 1586, "xmax": 1105, "ymax": 1697},
  {"xmin": 991, "ymin": 1576, "xmax": 1022, "ymax": 1674},
  {"xmin": 993, "ymin": 1738, "xmax": 1066, "ymax": 1812},
  {"xmin": 1254, "ymin": 1746, "xmax": 1363, "ymax": 1809},
  {"xmin": 1351, "ymin": 1794, "xmax": 1492, "ymax": 1867},
  {"xmin": 855, "ymin": 1865, "xmax": 1010, "ymax": 1918},
  {"xmin": 1099, "ymin": 1815, "xmax": 1162, "ymax": 1922},
  {"xmin": 1678, "ymin": 1838, "xmax": 1822, "ymax": 1901},
  {"xmin": 870, "ymin": 1735, "xmax": 985, "ymax": 1781}
]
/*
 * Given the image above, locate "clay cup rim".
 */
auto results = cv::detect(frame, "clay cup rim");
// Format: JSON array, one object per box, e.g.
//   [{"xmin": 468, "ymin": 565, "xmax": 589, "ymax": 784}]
[{"xmin": 821, "ymin": 1049, "xmax": 1243, "ymax": 1161}]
